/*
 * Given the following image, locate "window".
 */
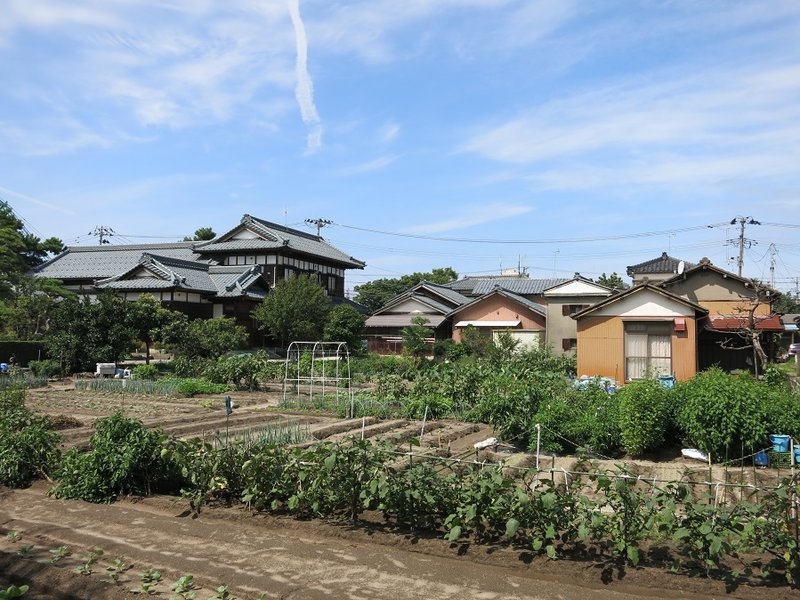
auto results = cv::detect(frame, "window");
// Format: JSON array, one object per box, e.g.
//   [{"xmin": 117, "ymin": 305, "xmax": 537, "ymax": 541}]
[
  {"xmin": 562, "ymin": 304, "xmax": 590, "ymax": 316},
  {"xmin": 624, "ymin": 322, "xmax": 671, "ymax": 380},
  {"xmin": 562, "ymin": 338, "xmax": 577, "ymax": 352}
]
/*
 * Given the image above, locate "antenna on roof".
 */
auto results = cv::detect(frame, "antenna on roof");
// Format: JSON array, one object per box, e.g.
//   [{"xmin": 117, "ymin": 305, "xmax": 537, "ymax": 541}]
[{"xmin": 88, "ymin": 225, "xmax": 114, "ymax": 245}]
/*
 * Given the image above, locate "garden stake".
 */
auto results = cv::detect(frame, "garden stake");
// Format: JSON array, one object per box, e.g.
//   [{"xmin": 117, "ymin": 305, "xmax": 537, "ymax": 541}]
[{"xmin": 420, "ymin": 405, "xmax": 429, "ymax": 445}]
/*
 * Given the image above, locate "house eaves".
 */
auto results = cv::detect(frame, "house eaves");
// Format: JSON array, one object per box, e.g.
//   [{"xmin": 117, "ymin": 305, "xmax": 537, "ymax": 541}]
[{"xmin": 572, "ymin": 281, "xmax": 708, "ymax": 320}]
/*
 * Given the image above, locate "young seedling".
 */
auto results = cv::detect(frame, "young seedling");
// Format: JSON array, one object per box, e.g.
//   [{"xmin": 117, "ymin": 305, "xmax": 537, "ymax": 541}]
[
  {"xmin": 74, "ymin": 548, "xmax": 104, "ymax": 575},
  {"xmin": 130, "ymin": 569, "xmax": 162, "ymax": 595},
  {"xmin": 170, "ymin": 574, "xmax": 198, "ymax": 600},
  {"xmin": 5, "ymin": 531, "xmax": 22, "ymax": 543},
  {"xmin": 208, "ymin": 585, "xmax": 235, "ymax": 600},
  {"xmin": 48, "ymin": 545, "xmax": 70, "ymax": 564},
  {"xmin": 106, "ymin": 557, "xmax": 128, "ymax": 584},
  {"xmin": 15, "ymin": 544, "xmax": 33, "ymax": 557}
]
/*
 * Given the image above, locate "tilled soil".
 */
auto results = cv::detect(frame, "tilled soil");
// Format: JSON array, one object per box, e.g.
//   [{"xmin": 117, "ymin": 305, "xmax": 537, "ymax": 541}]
[{"xmin": 2, "ymin": 483, "xmax": 794, "ymax": 600}]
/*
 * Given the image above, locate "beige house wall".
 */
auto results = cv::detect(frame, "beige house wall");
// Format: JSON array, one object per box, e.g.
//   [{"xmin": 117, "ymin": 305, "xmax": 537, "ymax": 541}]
[{"xmin": 577, "ymin": 316, "xmax": 698, "ymax": 382}]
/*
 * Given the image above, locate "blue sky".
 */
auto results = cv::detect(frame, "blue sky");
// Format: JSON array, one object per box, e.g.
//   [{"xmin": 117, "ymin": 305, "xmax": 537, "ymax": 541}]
[{"xmin": 1, "ymin": 1, "xmax": 799, "ymax": 296}]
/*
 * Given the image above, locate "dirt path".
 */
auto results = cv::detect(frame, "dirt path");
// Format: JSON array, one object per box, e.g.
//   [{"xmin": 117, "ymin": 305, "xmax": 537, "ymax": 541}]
[{"xmin": 1, "ymin": 484, "xmax": 793, "ymax": 600}]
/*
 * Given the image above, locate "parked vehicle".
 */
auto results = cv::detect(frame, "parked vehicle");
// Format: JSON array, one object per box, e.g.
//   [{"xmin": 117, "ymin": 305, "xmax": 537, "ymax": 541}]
[{"xmin": 789, "ymin": 343, "xmax": 800, "ymax": 355}]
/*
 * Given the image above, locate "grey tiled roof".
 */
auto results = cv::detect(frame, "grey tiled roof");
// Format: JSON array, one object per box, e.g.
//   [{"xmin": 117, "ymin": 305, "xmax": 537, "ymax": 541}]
[
  {"xmin": 466, "ymin": 277, "xmax": 571, "ymax": 296},
  {"xmin": 209, "ymin": 266, "xmax": 268, "ymax": 298},
  {"xmin": 415, "ymin": 281, "xmax": 471, "ymax": 306},
  {"xmin": 96, "ymin": 253, "xmax": 217, "ymax": 293},
  {"xmin": 626, "ymin": 252, "xmax": 693, "ymax": 277},
  {"xmin": 195, "ymin": 214, "xmax": 365, "ymax": 268},
  {"xmin": 32, "ymin": 243, "xmax": 203, "ymax": 280},
  {"xmin": 501, "ymin": 290, "xmax": 547, "ymax": 316}
]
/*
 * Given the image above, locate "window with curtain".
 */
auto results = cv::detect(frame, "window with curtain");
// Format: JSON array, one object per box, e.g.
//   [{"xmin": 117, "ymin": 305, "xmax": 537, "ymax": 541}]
[{"xmin": 624, "ymin": 322, "xmax": 671, "ymax": 380}]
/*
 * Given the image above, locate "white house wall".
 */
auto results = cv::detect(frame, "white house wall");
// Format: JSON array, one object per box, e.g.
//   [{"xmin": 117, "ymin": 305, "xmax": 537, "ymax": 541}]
[
  {"xmin": 389, "ymin": 298, "xmax": 442, "ymax": 315},
  {"xmin": 544, "ymin": 280, "xmax": 611, "ymax": 297},
  {"xmin": 591, "ymin": 290, "xmax": 695, "ymax": 318}
]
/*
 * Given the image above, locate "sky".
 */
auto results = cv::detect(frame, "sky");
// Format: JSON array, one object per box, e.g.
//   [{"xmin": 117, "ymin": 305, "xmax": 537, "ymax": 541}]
[{"xmin": 1, "ymin": 0, "xmax": 800, "ymax": 297}]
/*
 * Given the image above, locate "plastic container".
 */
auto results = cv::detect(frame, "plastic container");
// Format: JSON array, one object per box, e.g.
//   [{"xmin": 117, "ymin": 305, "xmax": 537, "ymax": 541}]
[
  {"xmin": 794, "ymin": 446, "xmax": 800, "ymax": 465},
  {"xmin": 769, "ymin": 434, "xmax": 791, "ymax": 453},
  {"xmin": 754, "ymin": 450, "xmax": 769, "ymax": 467}
]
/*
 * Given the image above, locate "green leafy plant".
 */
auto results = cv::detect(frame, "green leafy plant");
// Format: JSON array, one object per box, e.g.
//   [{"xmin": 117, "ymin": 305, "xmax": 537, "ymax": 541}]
[
  {"xmin": 51, "ymin": 412, "xmax": 173, "ymax": 503},
  {"xmin": 617, "ymin": 379, "xmax": 671, "ymax": 456},
  {"xmin": 106, "ymin": 557, "xmax": 128, "ymax": 583},
  {"xmin": 130, "ymin": 568, "xmax": 162, "ymax": 595},
  {"xmin": 207, "ymin": 585, "xmax": 235, "ymax": 600},
  {"xmin": 75, "ymin": 548, "xmax": 104, "ymax": 575},
  {"xmin": 48, "ymin": 545, "xmax": 70, "ymax": 563},
  {"xmin": 6, "ymin": 530, "xmax": 21, "ymax": 542},
  {"xmin": 170, "ymin": 575, "xmax": 198, "ymax": 600},
  {"xmin": 0, "ymin": 584, "xmax": 29, "ymax": 599},
  {"xmin": 15, "ymin": 544, "xmax": 33, "ymax": 557}
]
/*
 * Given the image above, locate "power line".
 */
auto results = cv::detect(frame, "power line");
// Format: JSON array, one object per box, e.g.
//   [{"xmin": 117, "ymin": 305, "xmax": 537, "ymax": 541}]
[{"xmin": 332, "ymin": 221, "xmax": 730, "ymax": 244}]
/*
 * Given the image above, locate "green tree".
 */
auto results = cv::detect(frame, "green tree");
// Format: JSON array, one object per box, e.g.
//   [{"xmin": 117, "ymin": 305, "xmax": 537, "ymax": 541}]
[
  {"xmin": 401, "ymin": 315, "xmax": 433, "ymax": 365},
  {"xmin": 252, "ymin": 274, "xmax": 331, "ymax": 346},
  {"xmin": 127, "ymin": 294, "xmax": 183, "ymax": 364},
  {"xmin": 354, "ymin": 267, "xmax": 457, "ymax": 312},
  {"xmin": 183, "ymin": 227, "xmax": 215, "ymax": 241},
  {"xmin": 44, "ymin": 292, "xmax": 137, "ymax": 372},
  {"xmin": 775, "ymin": 292, "xmax": 800, "ymax": 315},
  {"xmin": 595, "ymin": 272, "xmax": 629, "ymax": 290},
  {"xmin": 0, "ymin": 200, "xmax": 63, "ymax": 298},
  {"xmin": 0, "ymin": 276, "xmax": 72, "ymax": 339},
  {"xmin": 323, "ymin": 304, "xmax": 366, "ymax": 354},
  {"xmin": 161, "ymin": 315, "xmax": 247, "ymax": 359}
]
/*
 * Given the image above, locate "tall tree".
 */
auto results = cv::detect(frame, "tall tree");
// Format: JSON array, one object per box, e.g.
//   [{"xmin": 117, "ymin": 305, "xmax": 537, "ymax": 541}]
[
  {"xmin": 44, "ymin": 292, "xmax": 137, "ymax": 372},
  {"xmin": 127, "ymin": 294, "xmax": 183, "ymax": 364},
  {"xmin": 252, "ymin": 274, "xmax": 331, "ymax": 346},
  {"xmin": 323, "ymin": 304, "xmax": 366, "ymax": 354},
  {"xmin": 354, "ymin": 267, "xmax": 458, "ymax": 312},
  {"xmin": 401, "ymin": 315, "xmax": 433, "ymax": 365}
]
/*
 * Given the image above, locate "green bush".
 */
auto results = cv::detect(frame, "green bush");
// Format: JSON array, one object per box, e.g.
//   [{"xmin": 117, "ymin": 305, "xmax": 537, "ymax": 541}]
[
  {"xmin": 28, "ymin": 358, "xmax": 64, "ymax": 378},
  {"xmin": 51, "ymin": 412, "xmax": 173, "ymax": 502},
  {"xmin": 0, "ymin": 388, "xmax": 61, "ymax": 487},
  {"xmin": 132, "ymin": 364, "xmax": 159, "ymax": 380},
  {"xmin": 616, "ymin": 379, "xmax": 671, "ymax": 457},
  {"xmin": 562, "ymin": 384, "xmax": 621, "ymax": 457},
  {"xmin": 675, "ymin": 368, "xmax": 770, "ymax": 459},
  {"xmin": 176, "ymin": 378, "xmax": 232, "ymax": 397},
  {"xmin": 173, "ymin": 355, "xmax": 212, "ymax": 378}
]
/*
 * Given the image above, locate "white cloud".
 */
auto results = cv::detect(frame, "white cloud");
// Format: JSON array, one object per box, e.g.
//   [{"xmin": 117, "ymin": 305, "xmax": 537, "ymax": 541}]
[
  {"xmin": 0, "ymin": 185, "xmax": 76, "ymax": 215},
  {"xmin": 380, "ymin": 123, "xmax": 400, "ymax": 143},
  {"xmin": 334, "ymin": 155, "xmax": 399, "ymax": 176},
  {"xmin": 462, "ymin": 63, "xmax": 800, "ymax": 190},
  {"xmin": 288, "ymin": 0, "xmax": 323, "ymax": 153},
  {"xmin": 404, "ymin": 202, "xmax": 532, "ymax": 235}
]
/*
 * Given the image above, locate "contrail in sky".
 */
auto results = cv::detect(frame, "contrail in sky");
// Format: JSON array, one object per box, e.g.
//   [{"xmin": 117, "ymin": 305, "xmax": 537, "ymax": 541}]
[{"xmin": 288, "ymin": 0, "xmax": 322, "ymax": 153}]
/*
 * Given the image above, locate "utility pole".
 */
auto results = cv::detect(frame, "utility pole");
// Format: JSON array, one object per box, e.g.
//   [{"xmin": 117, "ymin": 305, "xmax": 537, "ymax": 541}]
[
  {"xmin": 305, "ymin": 218, "xmax": 332, "ymax": 237},
  {"xmin": 769, "ymin": 243, "xmax": 777, "ymax": 288},
  {"xmin": 88, "ymin": 225, "xmax": 114, "ymax": 245},
  {"xmin": 728, "ymin": 216, "xmax": 760, "ymax": 276}
]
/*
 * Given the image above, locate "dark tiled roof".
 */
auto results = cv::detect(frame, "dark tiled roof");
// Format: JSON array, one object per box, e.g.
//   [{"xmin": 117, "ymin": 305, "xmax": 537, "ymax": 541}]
[
  {"xmin": 32, "ymin": 243, "xmax": 203, "ymax": 280},
  {"xmin": 413, "ymin": 281, "xmax": 471, "ymax": 306},
  {"xmin": 195, "ymin": 214, "xmax": 365, "ymax": 268},
  {"xmin": 626, "ymin": 252, "xmax": 693, "ymax": 277}
]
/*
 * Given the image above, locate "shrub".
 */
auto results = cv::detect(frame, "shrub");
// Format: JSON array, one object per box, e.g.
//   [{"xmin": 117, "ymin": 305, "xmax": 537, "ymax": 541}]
[
  {"xmin": 28, "ymin": 358, "xmax": 64, "ymax": 378},
  {"xmin": 616, "ymin": 379, "xmax": 671, "ymax": 457},
  {"xmin": 675, "ymin": 368, "xmax": 770, "ymax": 459},
  {"xmin": 562, "ymin": 384, "xmax": 622, "ymax": 457},
  {"xmin": 132, "ymin": 364, "xmax": 159, "ymax": 380},
  {"xmin": 176, "ymin": 378, "xmax": 233, "ymax": 397},
  {"xmin": 0, "ymin": 388, "xmax": 61, "ymax": 487},
  {"xmin": 51, "ymin": 412, "xmax": 172, "ymax": 502}
]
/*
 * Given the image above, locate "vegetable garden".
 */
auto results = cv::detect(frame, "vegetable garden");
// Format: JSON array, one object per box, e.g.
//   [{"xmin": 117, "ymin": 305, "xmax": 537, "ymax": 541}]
[{"xmin": 3, "ymin": 345, "xmax": 800, "ymax": 597}]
